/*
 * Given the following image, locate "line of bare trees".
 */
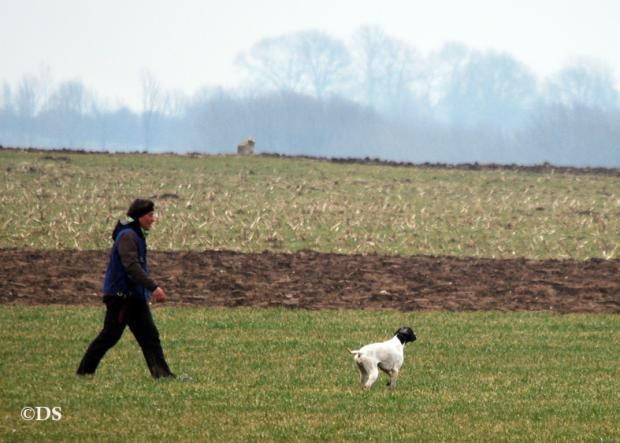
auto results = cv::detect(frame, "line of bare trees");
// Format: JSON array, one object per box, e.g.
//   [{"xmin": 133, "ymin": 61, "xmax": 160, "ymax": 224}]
[{"xmin": 1, "ymin": 27, "xmax": 619, "ymax": 166}]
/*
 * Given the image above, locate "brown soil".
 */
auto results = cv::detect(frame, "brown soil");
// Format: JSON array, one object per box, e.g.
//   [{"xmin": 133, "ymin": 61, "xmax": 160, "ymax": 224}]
[{"xmin": 1, "ymin": 249, "xmax": 618, "ymax": 313}]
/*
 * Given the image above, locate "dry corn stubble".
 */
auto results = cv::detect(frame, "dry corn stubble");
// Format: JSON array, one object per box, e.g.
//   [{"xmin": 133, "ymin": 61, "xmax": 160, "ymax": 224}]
[{"xmin": 1, "ymin": 150, "xmax": 618, "ymax": 259}]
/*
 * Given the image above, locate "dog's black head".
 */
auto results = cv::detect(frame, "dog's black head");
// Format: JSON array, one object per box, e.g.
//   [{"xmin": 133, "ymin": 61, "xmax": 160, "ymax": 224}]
[{"xmin": 394, "ymin": 327, "xmax": 416, "ymax": 344}]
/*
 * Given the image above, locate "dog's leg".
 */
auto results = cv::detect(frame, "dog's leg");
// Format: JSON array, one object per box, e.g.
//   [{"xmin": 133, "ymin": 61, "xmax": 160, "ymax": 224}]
[
  {"xmin": 364, "ymin": 366, "xmax": 379, "ymax": 389},
  {"xmin": 387, "ymin": 369, "xmax": 399, "ymax": 389},
  {"xmin": 356, "ymin": 359, "xmax": 369, "ymax": 386}
]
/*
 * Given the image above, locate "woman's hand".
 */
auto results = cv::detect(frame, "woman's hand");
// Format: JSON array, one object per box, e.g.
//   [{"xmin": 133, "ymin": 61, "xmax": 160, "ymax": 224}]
[{"xmin": 152, "ymin": 287, "xmax": 167, "ymax": 302}]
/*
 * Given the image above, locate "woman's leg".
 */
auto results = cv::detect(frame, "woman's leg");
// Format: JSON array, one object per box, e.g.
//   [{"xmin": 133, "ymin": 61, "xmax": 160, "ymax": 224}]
[
  {"xmin": 76, "ymin": 297, "xmax": 127, "ymax": 375},
  {"xmin": 127, "ymin": 298, "xmax": 175, "ymax": 378}
]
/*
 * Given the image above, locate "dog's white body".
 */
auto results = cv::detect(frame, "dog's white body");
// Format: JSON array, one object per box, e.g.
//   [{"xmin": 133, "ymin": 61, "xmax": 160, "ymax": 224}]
[{"xmin": 350, "ymin": 335, "xmax": 407, "ymax": 389}]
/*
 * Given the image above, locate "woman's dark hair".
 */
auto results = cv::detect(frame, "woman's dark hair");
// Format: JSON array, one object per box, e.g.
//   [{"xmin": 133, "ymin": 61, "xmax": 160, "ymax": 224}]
[
  {"xmin": 127, "ymin": 199, "xmax": 155, "ymax": 220},
  {"xmin": 111, "ymin": 199, "xmax": 154, "ymax": 240}
]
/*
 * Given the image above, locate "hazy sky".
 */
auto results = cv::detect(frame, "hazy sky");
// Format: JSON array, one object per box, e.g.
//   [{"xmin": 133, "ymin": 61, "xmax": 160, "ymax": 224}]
[{"xmin": 1, "ymin": 0, "xmax": 619, "ymax": 110}]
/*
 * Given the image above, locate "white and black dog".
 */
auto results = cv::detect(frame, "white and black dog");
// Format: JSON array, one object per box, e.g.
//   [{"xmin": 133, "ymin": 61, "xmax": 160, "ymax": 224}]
[{"xmin": 349, "ymin": 327, "xmax": 417, "ymax": 389}]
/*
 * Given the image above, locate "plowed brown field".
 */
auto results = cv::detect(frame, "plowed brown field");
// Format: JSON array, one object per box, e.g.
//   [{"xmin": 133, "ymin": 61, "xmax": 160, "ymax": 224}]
[{"xmin": 2, "ymin": 249, "xmax": 618, "ymax": 312}]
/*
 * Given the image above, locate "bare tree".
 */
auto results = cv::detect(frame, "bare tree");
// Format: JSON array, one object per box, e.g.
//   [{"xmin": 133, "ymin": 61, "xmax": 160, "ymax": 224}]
[
  {"xmin": 42, "ymin": 79, "xmax": 92, "ymax": 147},
  {"xmin": 1, "ymin": 81, "xmax": 11, "ymax": 111},
  {"xmin": 237, "ymin": 30, "xmax": 351, "ymax": 98},
  {"xmin": 90, "ymin": 93, "xmax": 113, "ymax": 150},
  {"xmin": 295, "ymin": 30, "xmax": 351, "ymax": 98},
  {"xmin": 0, "ymin": 82, "xmax": 15, "ymax": 144},
  {"xmin": 46, "ymin": 80, "xmax": 89, "ymax": 114},
  {"xmin": 237, "ymin": 34, "xmax": 305, "ymax": 93},
  {"xmin": 432, "ymin": 45, "xmax": 538, "ymax": 132},
  {"xmin": 141, "ymin": 70, "xmax": 169, "ymax": 151},
  {"xmin": 14, "ymin": 67, "xmax": 52, "ymax": 145},
  {"xmin": 543, "ymin": 60, "xmax": 620, "ymax": 110},
  {"xmin": 351, "ymin": 26, "xmax": 420, "ymax": 113}
]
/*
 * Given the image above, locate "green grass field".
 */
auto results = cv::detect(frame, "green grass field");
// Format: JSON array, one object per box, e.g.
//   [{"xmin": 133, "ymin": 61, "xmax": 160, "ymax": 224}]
[
  {"xmin": 1, "ymin": 306, "xmax": 619, "ymax": 442},
  {"xmin": 1, "ymin": 149, "xmax": 619, "ymax": 441}
]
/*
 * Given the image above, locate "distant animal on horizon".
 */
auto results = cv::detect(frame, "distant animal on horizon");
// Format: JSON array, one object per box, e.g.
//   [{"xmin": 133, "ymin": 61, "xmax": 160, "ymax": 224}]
[
  {"xmin": 237, "ymin": 136, "xmax": 255, "ymax": 155},
  {"xmin": 349, "ymin": 327, "xmax": 417, "ymax": 389}
]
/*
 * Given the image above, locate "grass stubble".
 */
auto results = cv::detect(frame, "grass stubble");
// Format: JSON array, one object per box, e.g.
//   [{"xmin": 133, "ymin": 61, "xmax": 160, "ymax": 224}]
[{"xmin": 1, "ymin": 150, "xmax": 618, "ymax": 259}]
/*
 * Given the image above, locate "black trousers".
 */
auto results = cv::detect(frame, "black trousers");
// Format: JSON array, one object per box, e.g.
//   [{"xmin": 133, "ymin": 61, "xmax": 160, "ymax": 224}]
[{"xmin": 77, "ymin": 296, "xmax": 174, "ymax": 378}]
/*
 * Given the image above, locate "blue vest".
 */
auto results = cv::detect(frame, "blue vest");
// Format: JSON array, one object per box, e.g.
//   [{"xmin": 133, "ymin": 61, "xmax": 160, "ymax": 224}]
[{"xmin": 103, "ymin": 225, "xmax": 151, "ymax": 299}]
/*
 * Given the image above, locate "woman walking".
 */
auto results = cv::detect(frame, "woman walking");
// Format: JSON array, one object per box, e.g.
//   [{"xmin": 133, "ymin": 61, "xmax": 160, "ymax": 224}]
[{"xmin": 77, "ymin": 198, "xmax": 175, "ymax": 378}]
